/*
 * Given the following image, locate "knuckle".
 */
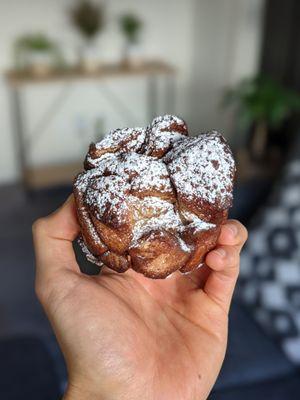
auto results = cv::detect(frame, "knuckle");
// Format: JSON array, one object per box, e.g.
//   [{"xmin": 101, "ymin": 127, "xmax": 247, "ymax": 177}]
[
  {"xmin": 231, "ymin": 250, "xmax": 240, "ymax": 264},
  {"xmin": 230, "ymin": 220, "xmax": 248, "ymax": 244},
  {"xmin": 35, "ymin": 277, "xmax": 55, "ymax": 305},
  {"xmin": 35, "ymin": 279, "xmax": 47, "ymax": 304},
  {"xmin": 228, "ymin": 250, "xmax": 240, "ymax": 269},
  {"xmin": 223, "ymin": 247, "xmax": 239, "ymax": 271},
  {"xmin": 239, "ymin": 224, "xmax": 248, "ymax": 243},
  {"xmin": 32, "ymin": 217, "xmax": 48, "ymax": 236},
  {"xmin": 232, "ymin": 261, "xmax": 240, "ymax": 278}
]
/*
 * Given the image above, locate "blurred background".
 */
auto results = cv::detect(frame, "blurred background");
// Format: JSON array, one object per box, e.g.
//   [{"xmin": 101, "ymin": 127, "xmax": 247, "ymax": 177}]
[{"xmin": 0, "ymin": 0, "xmax": 300, "ymax": 399}]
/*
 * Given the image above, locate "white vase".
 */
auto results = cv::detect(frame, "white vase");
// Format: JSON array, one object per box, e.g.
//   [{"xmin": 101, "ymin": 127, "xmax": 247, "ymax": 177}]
[
  {"xmin": 122, "ymin": 41, "xmax": 143, "ymax": 68},
  {"xmin": 29, "ymin": 51, "xmax": 53, "ymax": 76},
  {"xmin": 80, "ymin": 41, "xmax": 99, "ymax": 73}
]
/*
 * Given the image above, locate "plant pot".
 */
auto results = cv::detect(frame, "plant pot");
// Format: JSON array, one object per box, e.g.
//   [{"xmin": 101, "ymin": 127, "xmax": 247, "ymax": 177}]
[
  {"xmin": 251, "ymin": 120, "xmax": 268, "ymax": 160},
  {"xmin": 28, "ymin": 51, "xmax": 53, "ymax": 76},
  {"xmin": 79, "ymin": 41, "xmax": 99, "ymax": 73},
  {"xmin": 121, "ymin": 41, "xmax": 143, "ymax": 68}
]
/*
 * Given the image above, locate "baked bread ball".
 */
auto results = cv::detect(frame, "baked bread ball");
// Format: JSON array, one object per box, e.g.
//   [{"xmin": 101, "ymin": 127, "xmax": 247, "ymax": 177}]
[{"xmin": 73, "ymin": 115, "xmax": 235, "ymax": 279}]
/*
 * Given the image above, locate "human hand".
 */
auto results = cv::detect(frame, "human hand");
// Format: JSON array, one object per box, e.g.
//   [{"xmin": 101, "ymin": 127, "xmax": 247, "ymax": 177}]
[{"xmin": 32, "ymin": 196, "xmax": 247, "ymax": 400}]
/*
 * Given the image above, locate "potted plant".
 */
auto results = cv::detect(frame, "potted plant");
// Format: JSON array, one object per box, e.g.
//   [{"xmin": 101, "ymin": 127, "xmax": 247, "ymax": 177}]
[
  {"xmin": 223, "ymin": 76, "xmax": 300, "ymax": 160},
  {"xmin": 14, "ymin": 33, "xmax": 62, "ymax": 76},
  {"xmin": 119, "ymin": 13, "xmax": 142, "ymax": 67},
  {"xmin": 71, "ymin": 0, "xmax": 104, "ymax": 72}
]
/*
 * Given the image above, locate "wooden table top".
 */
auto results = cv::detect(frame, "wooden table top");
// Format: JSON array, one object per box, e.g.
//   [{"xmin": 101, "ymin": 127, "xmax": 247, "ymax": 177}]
[{"xmin": 5, "ymin": 60, "xmax": 176, "ymax": 87}]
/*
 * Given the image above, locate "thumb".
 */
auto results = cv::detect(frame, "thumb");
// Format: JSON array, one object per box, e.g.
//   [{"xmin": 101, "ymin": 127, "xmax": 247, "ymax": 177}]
[{"xmin": 32, "ymin": 195, "xmax": 80, "ymax": 281}]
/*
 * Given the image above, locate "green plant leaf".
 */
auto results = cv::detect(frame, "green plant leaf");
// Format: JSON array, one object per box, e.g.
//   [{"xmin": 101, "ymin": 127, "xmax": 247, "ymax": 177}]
[
  {"xmin": 71, "ymin": 0, "xmax": 104, "ymax": 40},
  {"xmin": 222, "ymin": 75, "xmax": 300, "ymax": 132},
  {"xmin": 120, "ymin": 14, "xmax": 142, "ymax": 43}
]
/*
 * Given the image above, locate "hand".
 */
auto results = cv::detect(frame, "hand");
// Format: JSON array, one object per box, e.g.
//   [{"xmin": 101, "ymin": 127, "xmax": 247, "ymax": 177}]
[{"xmin": 33, "ymin": 196, "xmax": 247, "ymax": 400}]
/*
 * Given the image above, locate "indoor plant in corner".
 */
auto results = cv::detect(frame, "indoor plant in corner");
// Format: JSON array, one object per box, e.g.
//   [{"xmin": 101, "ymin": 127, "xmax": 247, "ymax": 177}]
[
  {"xmin": 71, "ymin": 0, "xmax": 104, "ymax": 72},
  {"xmin": 119, "ymin": 13, "xmax": 142, "ymax": 67},
  {"xmin": 14, "ymin": 33, "xmax": 62, "ymax": 76},
  {"xmin": 223, "ymin": 75, "xmax": 300, "ymax": 160}
]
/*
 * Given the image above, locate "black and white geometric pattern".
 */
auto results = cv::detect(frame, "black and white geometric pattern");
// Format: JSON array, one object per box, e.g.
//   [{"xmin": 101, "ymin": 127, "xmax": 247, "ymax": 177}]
[{"xmin": 237, "ymin": 160, "xmax": 300, "ymax": 364}]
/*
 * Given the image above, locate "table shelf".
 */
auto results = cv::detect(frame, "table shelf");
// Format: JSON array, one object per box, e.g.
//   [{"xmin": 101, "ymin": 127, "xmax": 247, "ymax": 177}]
[
  {"xmin": 6, "ymin": 60, "xmax": 177, "ymax": 190},
  {"xmin": 6, "ymin": 61, "xmax": 175, "ymax": 87}
]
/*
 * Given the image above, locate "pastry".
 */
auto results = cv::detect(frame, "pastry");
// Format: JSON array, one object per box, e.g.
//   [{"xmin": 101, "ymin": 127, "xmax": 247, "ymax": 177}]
[{"xmin": 73, "ymin": 115, "xmax": 235, "ymax": 279}]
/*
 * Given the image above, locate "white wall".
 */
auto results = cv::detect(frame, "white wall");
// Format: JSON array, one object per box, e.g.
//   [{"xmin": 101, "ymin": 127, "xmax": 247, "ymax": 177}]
[
  {"xmin": 188, "ymin": 0, "xmax": 265, "ymax": 138},
  {"xmin": 0, "ymin": 0, "xmax": 264, "ymax": 184}
]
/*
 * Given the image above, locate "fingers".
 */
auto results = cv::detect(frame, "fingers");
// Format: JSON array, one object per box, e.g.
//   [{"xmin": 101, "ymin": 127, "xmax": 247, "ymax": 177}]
[
  {"xmin": 218, "ymin": 219, "xmax": 248, "ymax": 251},
  {"xmin": 32, "ymin": 195, "xmax": 81, "ymax": 283},
  {"xmin": 203, "ymin": 220, "xmax": 248, "ymax": 313},
  {"xmin": 206, "ymin": 245, "xmax": 240, "ymax": 272},
  {"xmin": 34, "ymin": 195, "xmax": 80, "ymax": 242}
]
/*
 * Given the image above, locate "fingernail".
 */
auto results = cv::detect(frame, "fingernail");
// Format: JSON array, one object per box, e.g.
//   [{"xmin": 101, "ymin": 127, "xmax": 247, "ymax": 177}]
[
  {"xmin": 227, "ymin": 224, "xmax": 238, "ymax": 237},
  {"xmin": 214, "ymin": 248, "xmax": 226, "ymax": 258}
]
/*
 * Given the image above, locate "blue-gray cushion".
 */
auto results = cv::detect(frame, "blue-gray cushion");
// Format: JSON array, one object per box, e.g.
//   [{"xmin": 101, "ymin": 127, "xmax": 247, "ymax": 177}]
[
  {"xmin": 214, "ymin": 303, "xmax": 296, "ymax": 390},
  {"xmin": 0, "ymin": 336, "xmax": 61, "ymax": 400},
  {"xmin": 211, "ymin": 373, "xmax": 300, "ymax": 399}
]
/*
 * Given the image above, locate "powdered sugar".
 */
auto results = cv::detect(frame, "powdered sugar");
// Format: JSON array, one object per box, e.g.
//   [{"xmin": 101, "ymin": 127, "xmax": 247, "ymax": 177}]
[
  {"xmin": 145, "ymin": 114, "xmax": 187, "ymax": 155},
  {"xmin": 151, "ymin": 114, "xmax": 186, "ymax": 130},
  {"xmin": 177, "ymin": 236, "xmax": 192, "ymax": 252},
  {"xmin": 116, "ymin": 153, "xmax": 173, "ymax": 195},
  {"xmin": 180, "ymin": 210, "xmax": 216, "ymax": 232},
  {"xmin": 74, "ymin": 115, "xmax": 235, "ymax": 274},
  {"xmin": 78, "ymin": 236, "xmax": 104, "ymax": 267},
  {"xmin": 74, "ymin": 168, "xmax": 102, "ymax": 193},
  {"xmin": 95, "ymin": 127, "xmax": 146, "ymax": 153},
  {"xmin": 85, "ymin": 152, "xmax": 118, "ymax": 170},
  {"xmin": 130, "ymin": 197, "xmax": 182, "ymax": 247},
  {"xmin": 148, "ymin": 130, "xmax": 185, "ymax": 152},
  {"xmin": 166, "ymin": 132, "xmax": 235, "ymax": 208},
  {"xmin": 85, "ymin": 175, "xmax": 130, "ymax": 223}
]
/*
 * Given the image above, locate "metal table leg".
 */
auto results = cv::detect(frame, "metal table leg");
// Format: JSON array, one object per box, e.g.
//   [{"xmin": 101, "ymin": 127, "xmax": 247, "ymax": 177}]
[
  {"xmin": 166, "ymin": 73, "xmax": 176, "ymax": 114},
  {"xmin": 9, "ymin": 87, "xmax": 27, "ymax": 189},
  {"xmin": 96, "ymin": 83, "xmax": 138, "ymax": 127},
  {"xmin": 147, "ymin": 74, "xmax": 158, "ymax": 122}
]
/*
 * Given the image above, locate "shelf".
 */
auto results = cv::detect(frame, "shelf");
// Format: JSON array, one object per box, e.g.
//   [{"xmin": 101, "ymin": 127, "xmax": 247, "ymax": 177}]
[
  {"xmin": 24, "ymin": 162, "xmax": 83, "ymax": 189},
  {"xmin": 7, "ymin": 58, "xmax": 177, "ymax": 191},
  {"xmin": 6, "ymin": 60, "xmax": 176, "ymax": 87}
]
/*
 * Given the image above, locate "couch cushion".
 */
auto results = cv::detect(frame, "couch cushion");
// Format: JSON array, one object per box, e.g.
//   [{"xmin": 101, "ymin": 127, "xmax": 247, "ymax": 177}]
[
  {"xmin": 237, "ymin": 159, "xmax": 300, "ymax": 364},
  {"xmin": 211, "ymin": 373, "xmax": 300, "ymax": 400},
  {"xmin": 214, "ymin": 303, "xmax": 296, "ymax": 390},
  {"xmin": 0, "ymin": 336, "xmax": 61, "ymax": 400}
]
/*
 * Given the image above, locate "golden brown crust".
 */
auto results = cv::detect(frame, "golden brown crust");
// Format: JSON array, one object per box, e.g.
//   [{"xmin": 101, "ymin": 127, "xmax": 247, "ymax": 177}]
[
  {"xmin": 91, "ymin": 216, "xmax": 133, "ymax": 255},
  {"xmin": 143, "ymin": 115, "xmax": 188, "ymax": 158},
  {"xmin": 100, "ymin": 251, "xmax": 130, "ymax": 273},
  {"xmin": 129, "ymin": 230, "xmax": 190, "ymax": 279},
  {"xmin": 74, "ymin": 175, "xmax": 107, "ymax": 256},
  {"xmin": 180, "ymin": 226, "xmax": 221, "ymax": 273},
  {"xmin": 73, "ymin": 115, "xmax": 235, "ymax": 278}
]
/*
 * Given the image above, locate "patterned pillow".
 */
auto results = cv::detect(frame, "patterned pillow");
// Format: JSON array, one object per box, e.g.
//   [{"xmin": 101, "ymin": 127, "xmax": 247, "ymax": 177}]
[{"xmin": 237, "ymin": 160, "xmax": 300, "ymax": 364}]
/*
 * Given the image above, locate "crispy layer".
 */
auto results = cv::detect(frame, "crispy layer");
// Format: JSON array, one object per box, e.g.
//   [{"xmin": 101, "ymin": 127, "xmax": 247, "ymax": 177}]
[{"xmin": 73, "ymin": 115, "xmax": 235, "ymax": 278}]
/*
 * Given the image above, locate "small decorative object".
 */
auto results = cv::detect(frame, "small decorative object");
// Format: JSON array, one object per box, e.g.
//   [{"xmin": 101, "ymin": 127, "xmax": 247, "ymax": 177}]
[
  {"xmin": 14, "ymin": 33, "xmax": 62, "ymax": 76},
  {"xmin": 71, "ymin": 0, "xmax": 104, "ymax": 72},
  {"xmin": 223, "ymin": 76, "xmax": 300, "ymax": 160},
  {"xmin": 119, "ymin": 13, "xmax": 142, "ymax": 67}
]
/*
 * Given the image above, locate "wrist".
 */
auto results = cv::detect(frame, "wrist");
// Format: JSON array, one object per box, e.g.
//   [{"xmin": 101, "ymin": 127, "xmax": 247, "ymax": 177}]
[{"xmin": 63, "ymin": 383, "xmax": 106, "ymax": 400}]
